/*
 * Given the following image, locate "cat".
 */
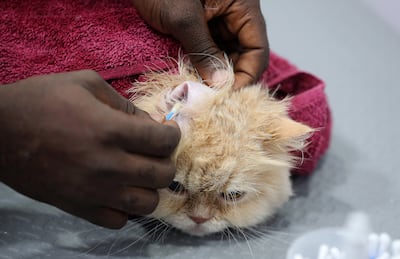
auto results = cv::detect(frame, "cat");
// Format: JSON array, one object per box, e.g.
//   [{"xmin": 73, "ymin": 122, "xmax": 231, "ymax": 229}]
[{"xmin": 130, "ymin": 60, "xmax": 313, "ymax": 237}]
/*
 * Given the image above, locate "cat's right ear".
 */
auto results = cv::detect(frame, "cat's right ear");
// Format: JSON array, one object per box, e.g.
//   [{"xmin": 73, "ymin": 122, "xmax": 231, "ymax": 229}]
[{"xmin": 275, "ymin": 118, "xmax": 313, "ymax": 140}]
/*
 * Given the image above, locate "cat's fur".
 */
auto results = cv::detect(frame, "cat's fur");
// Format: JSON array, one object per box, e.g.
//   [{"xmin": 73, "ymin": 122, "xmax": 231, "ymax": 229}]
[{"xmin": 130, "ymin": 61, "xmax": 312, "ymax": 236}]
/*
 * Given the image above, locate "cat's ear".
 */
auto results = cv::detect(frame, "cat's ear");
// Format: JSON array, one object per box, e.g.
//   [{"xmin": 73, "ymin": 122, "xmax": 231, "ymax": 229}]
[
  {"xmin": 169, "ymin": 81, "xmax": 215, "ymax": 107},
  {"xmin": 275, "ymin": 118, "xmax": 313, "ymax": 140}
]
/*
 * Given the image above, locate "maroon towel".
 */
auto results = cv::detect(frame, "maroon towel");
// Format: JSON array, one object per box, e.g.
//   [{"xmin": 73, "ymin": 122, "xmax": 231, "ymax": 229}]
[{"xmin": 0, "ymin": 0, "xmax": 331, "ymax": 174}]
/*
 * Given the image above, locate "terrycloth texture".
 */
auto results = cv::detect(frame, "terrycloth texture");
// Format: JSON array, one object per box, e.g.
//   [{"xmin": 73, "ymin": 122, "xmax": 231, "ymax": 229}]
[
  {"xmin": 0, "ymin": 0, "xmax": 180, "ymax": 84},
  {"xmin": 0, "ymin": 0, "xmax": 331, "ymax": 175},
  {"xmin": 260, "ymin": 60, "xmax": 332, "ymax": 175}
]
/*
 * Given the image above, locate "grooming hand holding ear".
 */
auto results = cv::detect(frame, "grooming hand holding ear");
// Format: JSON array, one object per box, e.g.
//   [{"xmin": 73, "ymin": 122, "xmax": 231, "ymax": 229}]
[
  {"xmin": 131, "ymin": 0, "xmax": 269, "ymax": 89},
  {"xmin": 0, "ymin": 70, "xmax": 180, "ymax": 229}
]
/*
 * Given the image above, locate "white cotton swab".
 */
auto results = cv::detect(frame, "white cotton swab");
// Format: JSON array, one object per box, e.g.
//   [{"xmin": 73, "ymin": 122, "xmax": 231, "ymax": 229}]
[
  {"xmin": 294, "ymin": 236, "xmax": 400, "ymax": 259},
  {"xmin": 369, "ymin": 233, "xmax": 380, "ymax": 258},
  {"xmin": 329, "ymin": 247, "xmax": 342, "ymax": 258},
  {"xmin": 287, "ymin": 212, "xmax": 400, "ymax": 259},
  {"xmin": 378, "ymin": 233, "xmax": 392, "ymax": 256},
  {"xmin": 317, "ymin": 245, "xmax": 330, "ymax": 259},
  {"xmin": 376, "ymin": 253, "xmax": 390, "ymax": 259},
  {"xmin": 392, "ymin": 240, "xmax": 400, "ymax": 256},
  {"xmin": 294, "ymin": 254, "xmax": 309, "ymax": 259}
]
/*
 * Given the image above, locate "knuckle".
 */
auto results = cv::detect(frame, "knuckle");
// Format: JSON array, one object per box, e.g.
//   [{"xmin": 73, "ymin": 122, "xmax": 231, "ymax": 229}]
[
  {"xmin": 81, "ymin": 69, "xmax": 104, "ymax": 87},
  {"xmin": 166, "ymin": 10, "xmax": 198, "ymax": 31},
  {"xmin": 82, "ymin": 69, "xmax": 101, "ymax": 79},
  {"xmin": 139, "ymin": 123, "xmax": 153, "ymax": 143},
  {"xmin": 123, "ymin": 192, "xmax": 140, "ymax": 211},
  {"xmin": 137, "ymin": 164, "xmax": 158, "ymax": 185}
]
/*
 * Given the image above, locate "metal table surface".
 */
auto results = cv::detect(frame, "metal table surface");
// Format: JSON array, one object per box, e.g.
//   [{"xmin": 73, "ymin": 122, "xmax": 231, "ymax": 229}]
[{"xmin": 1, "ymin": 0, "xmax": 400, "ymax": 258}]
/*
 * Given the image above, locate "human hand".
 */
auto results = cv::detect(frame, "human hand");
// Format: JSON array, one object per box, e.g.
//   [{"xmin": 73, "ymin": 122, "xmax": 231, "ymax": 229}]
[
  {"xmin": 0, "ymin": 70, "xmax": 180, "ymax": 229},
  {"xmin": 132, "ymin": 0, "xmax": 269, "ymax": 89}
]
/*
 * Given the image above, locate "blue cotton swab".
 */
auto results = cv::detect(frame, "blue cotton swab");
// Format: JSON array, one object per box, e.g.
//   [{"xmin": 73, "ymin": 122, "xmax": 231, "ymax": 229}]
[{"xmin": 165, "ymin": 103, "xmax": 183, "ymax": 121}]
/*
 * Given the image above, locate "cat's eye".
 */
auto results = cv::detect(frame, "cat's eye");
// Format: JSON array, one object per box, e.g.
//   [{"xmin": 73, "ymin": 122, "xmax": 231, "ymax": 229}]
[
  {"xmin": 168, "ymin": 180, "xmax": 187, "ymax": 194},
  {"xmin": 221, "ymin": 191, "xmax": 246, "ymax": 202}
]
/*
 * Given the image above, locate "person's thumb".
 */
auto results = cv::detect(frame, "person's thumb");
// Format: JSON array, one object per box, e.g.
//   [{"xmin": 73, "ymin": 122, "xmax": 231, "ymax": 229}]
[
  {"xmin": 77, "ymin": 70, "xmax": 137, "ymax": 115},
  {"xmin": 166, "ymin": 5, "xmax": 226, "ymax": 85}
]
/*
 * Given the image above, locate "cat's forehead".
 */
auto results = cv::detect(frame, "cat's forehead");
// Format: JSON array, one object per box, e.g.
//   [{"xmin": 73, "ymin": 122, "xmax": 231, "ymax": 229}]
[{"xmin": 175, "ymin": 152, "xmax": 264, "ymax": 193}]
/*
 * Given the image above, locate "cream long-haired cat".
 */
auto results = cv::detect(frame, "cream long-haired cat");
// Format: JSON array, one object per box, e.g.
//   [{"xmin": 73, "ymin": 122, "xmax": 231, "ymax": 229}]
[{"xmin": 130, "ymin": 60, "xmax": 312, "ymax": 237}]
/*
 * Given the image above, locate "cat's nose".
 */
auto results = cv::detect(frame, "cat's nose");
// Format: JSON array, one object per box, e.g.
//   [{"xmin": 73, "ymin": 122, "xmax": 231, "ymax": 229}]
[{"xmin": 189, "ymin": 216, "xmax": 211, "ymax": 224}]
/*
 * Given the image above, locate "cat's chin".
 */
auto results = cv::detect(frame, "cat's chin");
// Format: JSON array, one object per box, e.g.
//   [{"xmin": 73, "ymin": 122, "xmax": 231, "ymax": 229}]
[{"xmin": 180, "ymin": 225, "xmax": 219, "ymax": 237}]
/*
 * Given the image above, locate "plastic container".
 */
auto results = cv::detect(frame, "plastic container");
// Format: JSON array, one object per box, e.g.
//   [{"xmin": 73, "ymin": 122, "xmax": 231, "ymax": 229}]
[{"xmin": 286, "ymin": 227, "xmax": 346, "ymax": 259}]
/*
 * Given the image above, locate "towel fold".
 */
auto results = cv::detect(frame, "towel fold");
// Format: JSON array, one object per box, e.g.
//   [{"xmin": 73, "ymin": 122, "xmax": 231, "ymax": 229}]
[{"xmin": 0, "ymin": 0, "xmax": 331, "ymax": 174}]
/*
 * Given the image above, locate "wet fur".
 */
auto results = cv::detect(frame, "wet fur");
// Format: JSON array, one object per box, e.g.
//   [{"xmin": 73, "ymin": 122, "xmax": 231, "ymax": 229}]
[{"xmin": 129, "ymin": 60, "xmax": 312, "ymax": 236}]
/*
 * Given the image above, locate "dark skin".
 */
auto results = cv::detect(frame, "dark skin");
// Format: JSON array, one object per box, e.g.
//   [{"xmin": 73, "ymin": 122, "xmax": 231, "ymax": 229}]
[
  {"xmin": 132, "ymin": 0, "xmax": 269, "ymax": 89},
  {"xmin": 0, "ymin": 0, "xmax": 268, "ymax": 229},
  {"xmin": 0, "ymin": 71, "xmax": 180, "ymax": 229}
]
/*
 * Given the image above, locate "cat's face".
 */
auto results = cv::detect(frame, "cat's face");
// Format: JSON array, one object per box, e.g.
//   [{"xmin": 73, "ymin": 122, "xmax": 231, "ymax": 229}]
[{"xmin": 133, "ymin": 78, "xmax": 312, "ymax": 236}]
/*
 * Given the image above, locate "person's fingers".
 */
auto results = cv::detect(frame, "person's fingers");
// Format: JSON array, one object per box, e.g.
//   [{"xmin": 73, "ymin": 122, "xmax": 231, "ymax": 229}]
[
  {"xmin": 52, "ymin": 186, "xmax": 158, "ymax": 227},
  {"xmin": 164, "ymin": 1, "xmax": 226, "ymax": 85},
  {"xmin": 110, "ymin": 187, "xmax": 159, "ymax": 216},
  {"xmin": 84, "ymin": 208, "xmax": 129, "ymax": 229},
  {"xmin": 162, "ymin": 119, "xmax": 179, "ymax": 129},
  {"xmin": 231, "ymin": 46, "xmax": 269, "ymax": 90},
  {"xmin": 54, "ymin": 201, "xmax": 129, "ymax": 229},
  {"xmin": 223, "ymin": 3, "xmax": 269, "ymax": 89},
  {"xmin": 103, "ymin": 111, "xmax": 181, "ymax": 157},
  {"xmin": 68, "ymin": 70, "xmax": 137, "ymax": 114},
  {"xmin": 208, "ymin": 17, "xmax": 239, "ymax": 55},
  {"xmin": 96, "ymin": 151, "xmax": 176, "ymax": 189}
]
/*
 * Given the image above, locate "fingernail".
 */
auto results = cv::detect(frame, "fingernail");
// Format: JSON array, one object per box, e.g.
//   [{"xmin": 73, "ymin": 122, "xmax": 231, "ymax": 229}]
[
  {"xmin": 211, "ymin": 69, "xmax": 230, "ymax": 87},
  {"xmin": 163, "ymin": 120, "xmax": 179, "ymax": 129}
]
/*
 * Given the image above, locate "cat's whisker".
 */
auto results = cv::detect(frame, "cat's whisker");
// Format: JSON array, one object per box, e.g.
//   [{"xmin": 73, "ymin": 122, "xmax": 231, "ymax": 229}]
[
  {"xmin": 129, "ymin": 216, "xmax": 159, "ymax": 225},
  {"xmin": 220, "ymin": 229, "xmax": 228, "ymax": 242},
  {"xmin": 244, "ymin": 229, "xmax": 271, "ymax": 243},
  {"xmin": 154, "ymin": 218, "xmax": 170, "ymax": 228},
  {"xmin": 226, "ymin": 228, "xmax": 236, "ymax": 245},
  {"xmin": 73, "ymin": 226, "xmax": 103, "ymax": 236},
  {"xmin": 270, "ymin": 84, "xmax": 282, "ymax": 99},
  {"xmin": 107, "ymin": 221, "xmax": 166, "ymax": 256},
  {"xmin": 154, "ymin": 223, "xmax": 172, "ymax": 244},
  {"xmin": 229, "ymin": 228, "xmax": 242, "ymax": 247},
  {"xmin": 150, "ymin": 221, "xmax": 167, "ymax": 242},
  {"xmin": 235, "ymin": 226, "xmax": 255, "ymax": 258},
  {"xmin": 242, "ymin": 226, "xmax": 295, "ymax": 247},
  {"xmin": 78, "ymin": 218, "xmax": 155, "ymax": 257},
  {"xmin": 105, "ymin": 221, "xmax": 151, "ymax": 256},
  {"xmin": 223, "ymin": 228, "xmax": 231, "ymax": 244},
  {"xmin": 75, "ymin": 226, "xmax": 130, "ymax": 257}
]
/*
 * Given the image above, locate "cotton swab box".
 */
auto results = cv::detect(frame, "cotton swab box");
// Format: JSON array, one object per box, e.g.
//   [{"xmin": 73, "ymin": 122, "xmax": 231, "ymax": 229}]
[{"xmin": 287, "ymin": 212, "xmax": 400, "ymax": 259}]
